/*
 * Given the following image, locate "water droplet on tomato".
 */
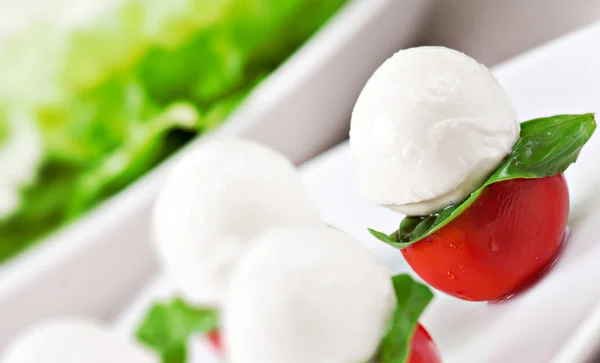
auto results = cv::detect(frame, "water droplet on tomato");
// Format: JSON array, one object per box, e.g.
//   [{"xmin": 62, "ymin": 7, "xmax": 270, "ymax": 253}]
[
  {"xmin": 455, "ymin": 291, "xmax": 472, "ymax": 300},
  {"xmin": 446, "ymin": 271, "xmax": 456, "ymax": 279},
  {"xmin": 449, "ymin": 243, "xmax": 456, "ymax": 249}
]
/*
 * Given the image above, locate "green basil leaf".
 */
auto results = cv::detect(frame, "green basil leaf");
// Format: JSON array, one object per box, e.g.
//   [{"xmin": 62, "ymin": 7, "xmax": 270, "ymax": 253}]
[
  {"xmin": 136, "ymin": 298, "xmax": 218, "ymax": 363},
  {"xmin": 371, "ymin": 113, "xmax": 596, "ymax": 249},
  {"xmin": 376, "ymin": 274, "xmax": 434, "ymax": 363},
  {"xmin": 368, "ymin": 228, "xmax": 398, "ymax": 244}
]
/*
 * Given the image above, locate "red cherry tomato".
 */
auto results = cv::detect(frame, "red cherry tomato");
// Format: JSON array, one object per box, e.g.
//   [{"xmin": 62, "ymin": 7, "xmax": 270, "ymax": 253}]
[
  {"xmin": 207, "ymin": 329, "xmax": 221, "ymax": 351},
  {"xmin": 408, "ymin": 323, "xmax": 442, "ymax": 363},
  {"xmin": 402, "ymin": 174, "xmax": 569, "ymax": 302},
  {"xmin": 207, "ymin": 324, "xmax": 442, "ymax": 362}
]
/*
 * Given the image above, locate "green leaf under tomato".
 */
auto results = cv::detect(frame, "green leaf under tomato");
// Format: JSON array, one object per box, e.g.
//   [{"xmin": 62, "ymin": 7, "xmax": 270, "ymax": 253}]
[
  {"xmin": 136, "ymin": 298, "xmax": 218, "ymax": 363},
  {"xmin": 370, "ymin": 113, "xmax": 597, "ymax": 249},
  {"xmin": 368, "ymin": 228, "xmax": 398, "ymax": 244},
  {"xmin": 376, "ymin": 274, "xmax": 434, "ymax": 363}
]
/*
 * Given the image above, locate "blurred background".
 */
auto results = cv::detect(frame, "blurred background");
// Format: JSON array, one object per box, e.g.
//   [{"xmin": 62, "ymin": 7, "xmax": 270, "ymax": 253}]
[
  {"xmin": 421, "ymin": 0, "xmax": 600, "ymax": 65},
  {"xmin": 0, "ymin": 0, "xmax": 600, "ymax": 352}
]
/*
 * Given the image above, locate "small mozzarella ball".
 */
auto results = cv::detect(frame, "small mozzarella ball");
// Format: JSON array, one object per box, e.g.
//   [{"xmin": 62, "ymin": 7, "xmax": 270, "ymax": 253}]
[
  {"xmin": 153, "ymin": 139, "xmax": 321, "ymax": 307},
  {"xmin": 222, "ymin": 226, "xmax": 395, "ymax": 363},
  {"xmin": 0, "ymin": 110, "xmax": 42, "ymax": 218},
  {"xmin": 350, "ymin": 46, "xmax": 519, "ymax": 215},
  {"xmin": 0, "ymin": 319, "xmax": 157, "ymax": 363}
]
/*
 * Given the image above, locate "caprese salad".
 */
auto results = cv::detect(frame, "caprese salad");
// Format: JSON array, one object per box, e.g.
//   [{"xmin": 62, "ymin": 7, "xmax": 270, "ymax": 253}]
[
  {"xmin": 0, "ymin": 139, "xmax": 443, "ymax": 363},
  {"xmin": 138, "ymin": 226, "xmax": 440, "ymax": 363},
  {"xmin": 351, "ymin": 46, "xmax": 596, "ymax": 302},
  {"xmin": 135, "ymin": 139, "xmax": 442, "ymax": 363}
]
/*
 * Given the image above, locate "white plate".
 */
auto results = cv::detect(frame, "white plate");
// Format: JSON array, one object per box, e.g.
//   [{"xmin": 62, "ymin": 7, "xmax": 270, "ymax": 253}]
[
  {"xmin": 116, "ymin": 21, "xmax": 600, "ymax": 363},
  {"xmin": 0, "ymin": 0, "xmax": 434, "ymax": 348}
]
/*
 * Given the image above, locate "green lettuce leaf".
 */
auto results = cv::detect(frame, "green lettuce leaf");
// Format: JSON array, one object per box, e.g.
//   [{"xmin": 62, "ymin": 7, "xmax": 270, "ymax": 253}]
[
  {"xmin": 370, "ymin": 113, "xmax": 597, "ymax": 249},
  {"xmin": 0, "ymin": 115, "xmax": 10, "ymax": 147},
  {"xmin": 0, "ymin": 108, "xmax": 8, "ymax": 146},
  {"xmin": 136, "ymin": 298, "xmax": 218, "ymax": 363}
]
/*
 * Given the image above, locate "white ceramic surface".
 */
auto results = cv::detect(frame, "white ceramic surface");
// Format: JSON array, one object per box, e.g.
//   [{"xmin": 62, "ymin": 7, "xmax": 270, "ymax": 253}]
[
  {"xmin": 0, "ymin": 0, "xmax": 435, "ymax": 348},
  {"xmin": 422, "ymin": 0, "xmax": 600, "ymax": 66},
  {"xmin": 116, "ymin": 22, "xmax": 600, "ymax": 363}
]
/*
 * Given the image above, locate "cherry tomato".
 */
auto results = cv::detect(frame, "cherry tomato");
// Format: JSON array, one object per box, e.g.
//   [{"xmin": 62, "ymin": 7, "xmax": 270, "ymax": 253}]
[
  {"xmin": 402, "ymin": 174, "xmax": 569, "ymax": 302},
  {"xmin": 408, "ymin": 323, "xmax": 442, "ymax": 363},
  {"xmin": 207, "ymin": 329, "xmax": 221, "ymax": 351},
  {"xmin": 207, "ymin": 323, "xmax": 442, "ymax": 362}
]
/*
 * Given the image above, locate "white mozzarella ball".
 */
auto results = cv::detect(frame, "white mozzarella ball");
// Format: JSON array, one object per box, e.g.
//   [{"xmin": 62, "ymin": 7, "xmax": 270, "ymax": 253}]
[
  {"xmin": 350, "ymin": 46, "xmax": 519, "ymax": 215},
  {"xmin": 153, "ymin": 139, "xmax": 321, "ymax": 307},
  {"xmin": 222, "ymin": 226, "xmax": 395, "ymax": 363},
  {"xmin": 0, "ymin": 319, "xmax": 157, "ymax": 363}
]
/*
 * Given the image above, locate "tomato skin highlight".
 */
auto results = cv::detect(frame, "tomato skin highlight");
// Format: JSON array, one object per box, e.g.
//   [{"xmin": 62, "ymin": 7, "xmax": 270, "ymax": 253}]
[
  {"xmin": 402, "ymin": 174, "xmax": 569, "ymax": 302},
  {"xmin": 408, "ymin": 323, "xmax": 442, "ymax": 363},
  {"xmin": 207, "ymin": 324, "xmax": 442, "ymax": 362}
]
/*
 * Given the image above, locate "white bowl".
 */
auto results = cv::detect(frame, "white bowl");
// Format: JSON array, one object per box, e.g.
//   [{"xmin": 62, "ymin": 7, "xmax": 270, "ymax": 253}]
[
  {"xmin": 0, "ymin": 0, "xmax": 435, "ymax": 348},
  {"xmin": 115, "ymin": 21, "xmax": 600, "ymax": 363}
]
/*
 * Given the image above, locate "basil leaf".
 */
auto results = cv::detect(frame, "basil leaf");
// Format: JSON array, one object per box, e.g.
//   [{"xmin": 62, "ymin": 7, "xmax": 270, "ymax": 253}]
[
  {"xmin": 371, "ymin": 113, "xmax": 596, "ymax": 249},
  {"xmin": 368, "ymin": 228, "xmax": 398, "ymax": 244},
  {"xmin": 136, "ymin": 298, "xmax": 218, "ymax": 363},
  {"xmin": 376, "ymin": 274, "xmax": 434, "ymax": 363}
]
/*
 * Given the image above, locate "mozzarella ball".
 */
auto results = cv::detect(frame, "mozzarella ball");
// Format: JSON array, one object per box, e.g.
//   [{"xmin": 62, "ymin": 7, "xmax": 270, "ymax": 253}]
[
  {"xmin": 0, "ymin": 319, "xmax": 156, "ymax": 363},
  {"xmin": 222, "ymin": 226, "xmax": 395, "ymax": 363},
  {"xmin": 350, "ymin": 46, "xmax": 519, "ymax": 215},
  {"xmin": 153, "ymin": 139, "xmax": 321, "ymax": 307}
]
